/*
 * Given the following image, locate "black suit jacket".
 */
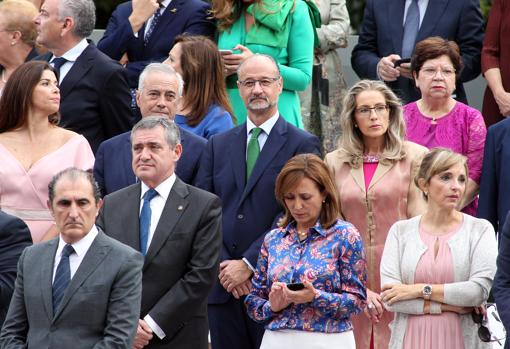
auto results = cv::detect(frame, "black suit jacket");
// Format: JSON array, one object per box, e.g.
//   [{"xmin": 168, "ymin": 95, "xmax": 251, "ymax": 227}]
[
  {"xmin": 97, "ymin": 178, "xmax": 222, "ymax": 349},
  {"xmin": 34, "ymin": 43, "xmax": 134, "ymax": 153},
  {"xmin": 0, "ymin": 211, "xmax": 32, "ymax": 325}
]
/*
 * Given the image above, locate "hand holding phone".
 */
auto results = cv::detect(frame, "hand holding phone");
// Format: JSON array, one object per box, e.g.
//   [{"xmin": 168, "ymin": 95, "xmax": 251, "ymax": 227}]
[
  {"xmin": 286, "ymin": 282, "xmax": 305, "ymax": 291},
  {"xmin": 394, "ymin": 58, "xmax": 411, "ymax": 68},
  {"xmin": 219, "ymin": 49, "xmax": 233, "ymax": 55}
]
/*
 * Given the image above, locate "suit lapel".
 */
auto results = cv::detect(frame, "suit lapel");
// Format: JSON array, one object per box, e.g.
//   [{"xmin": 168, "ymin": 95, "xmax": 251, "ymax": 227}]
[
  {"xmin": 53, "ymin": 232, "xmax": 111, "ymax": 321},
  {"xmin": 120, "ymin": 185, "xmax": 143, "ymax": 251},
  {"xmin": 417, "ymin": 0, "xmax": 449, "ymax": 42},
  {"xmin": 368, "ymin": 161, "xmax": 393, "ymax": 190},
  {"xmin": 41, "ymin": 239, "xmax": 58, "ymax": 320},
  {"xmin": 388, "ymin": 0, "xmax": 406, "ymax": 55},
  {"xmin": 147, "ymin": 0, "xmax": 185, "ymax": 45},
  {"xmin": 144, "ymin": 178, "xmax": 189, "ymax": 269},
  {"xmin": 350, "ymin": 166, "xmax": 366, "ymax": 194},
  {"xmin": 123, "ymin": 134, "xmax": 136, "ymax": 185},
  {"xmin": 59, "ymin": 43, "xmax": 94, "ymax": 99},
  {"xmin": 241, "ymin": 117, "xmax": 286, "ymax": 203},
  {"xmin": 228, "ymin": 126, "xmax": 248, "ymax": 193}
]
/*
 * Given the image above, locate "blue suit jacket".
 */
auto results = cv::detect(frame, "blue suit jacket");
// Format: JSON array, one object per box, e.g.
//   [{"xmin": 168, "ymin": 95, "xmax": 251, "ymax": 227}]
[
  {"xmin": 351, "ymin": 0, "xmax": 483, "ymax": 104},
  {"xmin": 93, "ymin": 128, "xmax": 206, "ymax": 196},
  {"xmin": 478, "ymin": 118, "xmax": 510, "ymax": 235},
  {"xmin": 97, "ymin": 0, "xmax": 216, "ymax": 88},
  {"xmin": 195, "ymin": 116, "xmax": 321, "ymax": 304}
]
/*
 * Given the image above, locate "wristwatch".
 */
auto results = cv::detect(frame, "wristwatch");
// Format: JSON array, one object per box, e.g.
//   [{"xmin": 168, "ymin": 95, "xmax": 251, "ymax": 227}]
[{"xmin": 422, "ymin": 284, "xmax": 432, "ymax": 300}]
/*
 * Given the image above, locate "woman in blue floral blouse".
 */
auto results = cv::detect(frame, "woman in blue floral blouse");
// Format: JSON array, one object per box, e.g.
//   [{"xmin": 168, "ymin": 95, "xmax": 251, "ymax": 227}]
[{"xmin": 245, "ymin": 153, "xmax": 367, "ymax": 348}]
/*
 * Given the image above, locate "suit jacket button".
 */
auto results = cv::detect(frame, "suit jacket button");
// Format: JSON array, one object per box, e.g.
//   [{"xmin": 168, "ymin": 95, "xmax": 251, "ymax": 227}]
[{"xmin": 237, "ymin": 214, "xmax": 244, "ymax": 219}]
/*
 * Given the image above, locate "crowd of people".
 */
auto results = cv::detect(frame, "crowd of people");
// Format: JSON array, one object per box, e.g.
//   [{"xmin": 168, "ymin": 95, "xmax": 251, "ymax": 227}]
[{"xmin": 0, "ymin": 0, "xmax": 508, "ymax": 348}]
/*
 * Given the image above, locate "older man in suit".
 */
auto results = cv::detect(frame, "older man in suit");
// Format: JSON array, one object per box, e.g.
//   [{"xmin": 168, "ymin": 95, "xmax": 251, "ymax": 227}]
[
  {"xmin": 0, "ymin": 211, "xmax": 32, "ymax": 326},
  {"xmin": 97, "ymin": 117, "xmax": 222, "ymax": 349},
  {"xmin": 93, "ymin": 63, "xmax": 206, "ymax": 196},
  {"xmin": 0, "ymin": 168, "xmax": 143, "ymax": 349},
  {"xmin": 97, "ymin": 0, "xmax": 215, "ymax": 88},
  {"xmin": 195, "ymin": 54, "xmax": 321, "ymax": 349},
  {"xmin": 351, "ymin": 0, "xmax": 484, "ymax": 104},
  {"xmin": 33, "ymin": 0, "xmax": 134, "ymax": 152}
]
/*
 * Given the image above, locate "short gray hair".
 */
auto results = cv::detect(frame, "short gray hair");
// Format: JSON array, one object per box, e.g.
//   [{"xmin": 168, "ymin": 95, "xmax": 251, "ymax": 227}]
[
  {"xmin": 131, "ymin": 116, "xmax": 181, "ymax": 148},
  {"xmin": 58, "ymin": 0, "xmax": 95, "ymax": 38},
  {"xmin": 48, "ymin": 168, "xmax": 101, "ymax": 203},
  {"xmin": 138, "ymin": 63, "xmax": 184, "ymax": 97},
  {"xmin": 237, "ymin": 53, "xmax": 281, "ymax": 77}
]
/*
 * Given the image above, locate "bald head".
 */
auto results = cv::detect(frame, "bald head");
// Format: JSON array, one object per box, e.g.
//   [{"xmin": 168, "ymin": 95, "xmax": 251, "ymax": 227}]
[{"xmin": 237, "ymin": 54, "xmax": 280, "ymax": 79}]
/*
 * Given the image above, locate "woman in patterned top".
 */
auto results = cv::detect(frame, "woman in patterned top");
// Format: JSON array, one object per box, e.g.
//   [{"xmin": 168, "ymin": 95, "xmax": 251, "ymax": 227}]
[{"xmin": 245, "ymin": 153, "xmax": 367, "ymax": 349}]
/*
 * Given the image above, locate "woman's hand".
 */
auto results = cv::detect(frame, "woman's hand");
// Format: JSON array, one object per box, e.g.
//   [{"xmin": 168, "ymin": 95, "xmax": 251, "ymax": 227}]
[
  {"xmin": 381, "ymin": 284, "xmax": 421, "ymax": 305},
  {"xmin": 364, "ymin": 289, "xmax": 384, "ymax": 323},
  {"xmin": 285, "ymin": 280, "xmax": 316, "ymax": 305},
  {"xmin": 269, "ymin": 282, "xmax": 291, "ymax": 312},
  {"xmin": 222, "ymin": 44, "xmax": 254, "ymax": 76},
  {"xmin": 495, "ymin": 90, "xmax": 510, "ymax": 116},
  {"xmin": 441, "ymin": 304, "xmax": 474, "ymax": 314}
]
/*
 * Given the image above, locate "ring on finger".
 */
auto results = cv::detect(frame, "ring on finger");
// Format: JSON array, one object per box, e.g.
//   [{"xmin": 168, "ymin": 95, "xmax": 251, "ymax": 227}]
[{"xmin": 367, "ymin": 303, "xmax": 375, "ymax": 310}]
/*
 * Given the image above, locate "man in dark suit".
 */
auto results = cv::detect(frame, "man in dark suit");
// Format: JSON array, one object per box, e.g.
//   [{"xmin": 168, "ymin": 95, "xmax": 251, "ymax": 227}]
[
  {"xmin": 0, "ymin": 168, "xmax": 143, "ymax": 348},
  {"xmin": 351, "ymin": 0, "xmax": 484, "ymax": 104},
  {"xmin": 93, "ymin": 63, "xmax": 206, "ymax": 196},
  {"xmin": 195, "ymin": 54, "xmax": 321, "ymax": 349},
  {"xmin": 33, "ymin": 0, "xmax": 134, "ymax": 153},
  {"xmin": 478, "ymin": 119, "xmax": 510, "ymax": 236},
  {"xmin": 0, "ymin": 211, "xmax": 32, "ymax": 325},
  {"xmin": 97, "ymin": 117, "xmax": 222, "ymax": 349},
  {"xmin": 97, "ymin": 0, "xmax": 215, "ymax": 88}
]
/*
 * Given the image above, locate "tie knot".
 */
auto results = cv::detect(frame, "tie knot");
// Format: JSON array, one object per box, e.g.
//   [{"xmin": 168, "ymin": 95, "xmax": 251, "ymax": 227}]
[
  {"xmin": 52, "ymin": 57, "xmax": 68, "ymax": 70},
  {"xmin": 250, "ymin": 127, "xmax": 262, "ymax": 140},
  {"xmin": 62, "ymin": 244, "xmax": 74, "ymax": 258},
  {"xmin": 144, "ymin": 188, "xmax": 158, "ymax": 202}
]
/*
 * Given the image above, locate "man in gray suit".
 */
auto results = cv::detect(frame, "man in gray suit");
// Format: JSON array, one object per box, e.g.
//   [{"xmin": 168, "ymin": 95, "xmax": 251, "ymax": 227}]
[
  {"xmin": 0, "ymin": 168, "xmax": 143, "ymax": 349},
  {"xmin": 97, "ymin": 117, "xmax": 222, "ymax": 349}
]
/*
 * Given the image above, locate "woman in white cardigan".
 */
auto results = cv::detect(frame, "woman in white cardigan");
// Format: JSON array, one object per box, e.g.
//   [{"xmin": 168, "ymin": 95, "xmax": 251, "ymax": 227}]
[{"xmin": 380, "ymin": 148, "xmax": 497, "ymax": 349}]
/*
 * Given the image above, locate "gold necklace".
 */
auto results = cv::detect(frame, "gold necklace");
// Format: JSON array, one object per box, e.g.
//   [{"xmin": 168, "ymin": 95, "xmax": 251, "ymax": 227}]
[{"xmin": 297, "ymin": 230, "xmax": 308, "ymax": 240}]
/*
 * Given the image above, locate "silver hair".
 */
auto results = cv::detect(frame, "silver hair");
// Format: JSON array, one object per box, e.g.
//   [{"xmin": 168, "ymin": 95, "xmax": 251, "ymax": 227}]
[
  {"xmin": 138, "ymin": 63, "xmax": 184, "ymax": 97},
  {"xmin": 131, "ymin": 116, "xmax": 181, "ymax": 148},
  {"xmin": 237, "ymin": 53, "xmax": 281, "ymax": 77},
  {"xmin": 58, "ymin": 0, "xmax": 95, "ymax": 38}
]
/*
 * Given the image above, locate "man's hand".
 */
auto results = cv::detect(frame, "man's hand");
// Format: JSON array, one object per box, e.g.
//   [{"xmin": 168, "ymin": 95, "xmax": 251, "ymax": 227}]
[
  {"xmin": 232, "ymin": 280, "xmax": 252, "ymax": 299},
  {"xmin": 377, "ymin": 54, "xmax": 401, "ymax": 82},
  {"xmin": 398, "ymin": 62, "xmax": 413, "ymax": 79},
  {"xmin": 132, "ymin": 319, "xmax": 153, "ymax": 349},
  {"xmin": 129, "ymin": 0, "xmax": 160, "ymax": 34},
  {"xmin": 120, "ymin": 52, "xmax": 129, "ymax": 66},
  {"xmin": 219, "ymin": 259, "xmax": 252, "ymax": 293}
]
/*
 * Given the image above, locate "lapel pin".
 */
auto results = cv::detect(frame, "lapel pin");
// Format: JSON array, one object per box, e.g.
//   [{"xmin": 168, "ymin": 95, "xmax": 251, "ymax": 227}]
[
  {"xmin": 170, "ymin": 8, "xmax": 177, "ymax": 13},
  {"xmin": 177, "ymin": 205, "xmax": 183, "ymax": 211}
]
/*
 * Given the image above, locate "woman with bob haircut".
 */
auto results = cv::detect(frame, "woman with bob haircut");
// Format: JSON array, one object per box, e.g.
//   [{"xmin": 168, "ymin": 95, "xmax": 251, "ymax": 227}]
[
  {"xmin": 325, "ymin": 79, "xmax": 428, "ymax": 349},
  {"xmin": 404, "ymin": 37, "xmax": 486, "ymax": 216},
  {"xmin": 0, "ymin": 61, "xmax": 94, "ymax": 242},
  {"xmin": 166, "ymin": 35, "xmax": 235, "ymax": 139},
  {"xmin": 380, "ymin": 148, "xmax": 497, "ymax": 349},
  {"xmin": 245, "ymin": 153, "xmax": 367, "ymax": 349}
]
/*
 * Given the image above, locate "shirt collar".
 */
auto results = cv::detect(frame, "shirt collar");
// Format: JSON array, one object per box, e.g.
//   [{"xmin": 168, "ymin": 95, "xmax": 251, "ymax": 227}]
[
  {"xmin": 160, "ymin": 0, "xmax": 172, "ymax": 9},
  {"xmin": 140, "ymin": 172, "xmax": 176, "ymax": 201},
  {"xmin": 282, "ymin": 220, "xmax": 328, "ymax": 238},
  {"xmin": 51, "ymin": 38, "xmax": 88, "ymax": 63},
  {"xmin": 246, "ymin": 111, "xmax": 279, "ymax": 137},
  {"xmin": 57, "ymin": 224, "xmax": 99, "ymax": 258}
]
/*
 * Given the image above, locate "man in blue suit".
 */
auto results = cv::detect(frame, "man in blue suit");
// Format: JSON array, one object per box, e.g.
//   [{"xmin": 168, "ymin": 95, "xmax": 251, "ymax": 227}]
[
  {"xmin": 478, "ymin": 119, "xmax": 510, "ymax": 236},
  {"xmin": 195, "ymin": 54, "xmax": 321, "ymax": 349},
  {"xmin": 351, "ymin": 0, "xmax": 484, "ymax": 104},
  {"xmin": 94, "ymin": 63, "xmax": 206, "ymax": 196},
  {"xmin": 97, "ymin": 0, "xmax": 215, "ymax": 88}
]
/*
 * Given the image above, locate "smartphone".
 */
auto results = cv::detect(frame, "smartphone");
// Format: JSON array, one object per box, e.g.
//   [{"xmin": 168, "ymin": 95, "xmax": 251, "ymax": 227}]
[
  {"xmin": 219, "ymin": 49, "xmax": 233, "ymax": 55},
  {"xmin": 394, "ymin": 58, "xmax": 411, "ymax": 67},
  {"xmin": 286, "ymin": 282, "xmax": 305, "ymax": 291}
]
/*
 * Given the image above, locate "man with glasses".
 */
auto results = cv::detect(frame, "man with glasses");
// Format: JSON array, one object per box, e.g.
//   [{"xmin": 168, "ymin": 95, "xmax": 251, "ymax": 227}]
[{"xmin": 196, "ymin": 54, "xmax": 320, "ymax": 349}]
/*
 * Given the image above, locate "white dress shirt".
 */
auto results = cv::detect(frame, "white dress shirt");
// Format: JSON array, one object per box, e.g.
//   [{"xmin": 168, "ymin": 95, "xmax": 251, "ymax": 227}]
[
  {"xmin": 403, "ymin": 0, "xmax": 429, "ymax": 27},
  {"xmin": 139, "ymin": 173, "xmax": 176, "ymax": 339},
  {"xmin": 245, "ymin": 112, "xmax": 280, "ymax": 157},
  {"xmin": 50, "ymin": 38, "xmax": 89, "ymax": 83},
  {"xmin": 52, "ymin": 225, "xmax": 99, "ymax": 283}
]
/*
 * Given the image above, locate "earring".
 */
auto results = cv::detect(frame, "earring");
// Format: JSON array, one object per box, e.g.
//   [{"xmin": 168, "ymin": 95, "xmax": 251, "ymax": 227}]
[
  {"xmin": 322, "ymin": 200, "xmax": 326, "ymax": 203},
  {"xmin": 10, "ymin": 42, "xmax": 15, "ymax": 46},
  {"xmin": 424, "ymin": 191, "xmax": 428, "ymax": 196},
  {"xmin": 354, "ymin": 124, "xmax": 358, "ymax": 128}
]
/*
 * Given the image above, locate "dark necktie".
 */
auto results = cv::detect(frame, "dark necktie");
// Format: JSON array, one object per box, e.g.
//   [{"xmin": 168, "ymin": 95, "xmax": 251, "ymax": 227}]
[
  {"xmin": 51, "ymin": 57, "xmax": 68, "ymax": 74},
  {"xmin": 402, "ymin": 0, "xmax": 420, "ymax": 58},
  {"xmin": 140, "ymin": 188, "xmax": 158, "ymax": 255},
  {"xmin": 246, "ymin": 127, "xmax": 262, "ymax": 180},
  {"xmin": 52, "ymin": 244, "xmax": 74, "ymax": 314},
  {"xmin": 144, "ymin": 5, "xmax": 164, "ymax": 46}
]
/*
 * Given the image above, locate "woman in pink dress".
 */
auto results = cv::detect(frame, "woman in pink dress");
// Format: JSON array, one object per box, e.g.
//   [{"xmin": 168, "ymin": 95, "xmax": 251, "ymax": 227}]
[
  {"xmin": 380, "ymin": 148, "xmax": 497, "ymax": 349},
  {"xmin": 0, "ymin": 61, "xmax": 94, "ymax": 243},
  {"xmin": 404, "ymin": 37, "xmax": 486, "ymax": 216}
]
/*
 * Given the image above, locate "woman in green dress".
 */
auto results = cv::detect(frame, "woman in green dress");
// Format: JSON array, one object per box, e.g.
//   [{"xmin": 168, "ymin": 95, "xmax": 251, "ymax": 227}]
[{"xmin": 212, "ymin": 0, "xmax": 315, "ymax": 128}]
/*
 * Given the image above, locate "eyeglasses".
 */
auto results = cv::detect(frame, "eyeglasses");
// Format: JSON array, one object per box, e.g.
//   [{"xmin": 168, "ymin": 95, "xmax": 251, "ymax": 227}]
[
  {"xmin": 355, "ymin": 104, "xmax": 389, "ymax": 117},
  {"xmin": 238, "ymin": 77, "xmax": 280, "ymax": 88},
  {"xmin": 472, "ymin": 309, "xmax": 505, "ymax": 344},
  {"xmin": 420, "ymin": 66, "xmax": 456, "ymax": 78}
]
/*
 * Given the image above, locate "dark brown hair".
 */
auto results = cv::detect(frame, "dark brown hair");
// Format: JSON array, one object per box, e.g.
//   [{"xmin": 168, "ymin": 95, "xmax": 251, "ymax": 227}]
[
  {"xmin": 174, "ymin": 35, "xmax": 234, "ymax": 126},
  {"xmin": 0, "ymin": 61, "xmax": 59, "ymax": 132},
  {"xmin": 275, "ymin": 154, "xmax": 340, "ymax": 228},
  {"xmin": 411, "ymin": 36, "xmax": 464, "ymax": 80}
]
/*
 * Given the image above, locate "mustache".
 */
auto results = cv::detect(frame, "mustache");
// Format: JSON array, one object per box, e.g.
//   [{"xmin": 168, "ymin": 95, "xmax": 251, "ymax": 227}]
[{"xmin": 248, "ymin": 95, "xmax": 269, "ymax": 103}]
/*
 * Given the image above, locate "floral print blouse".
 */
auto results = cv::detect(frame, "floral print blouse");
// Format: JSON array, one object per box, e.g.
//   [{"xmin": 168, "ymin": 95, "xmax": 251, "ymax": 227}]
[{"xmin": 244, "ymin": 219, "xmax": 367, "ymax": 332}]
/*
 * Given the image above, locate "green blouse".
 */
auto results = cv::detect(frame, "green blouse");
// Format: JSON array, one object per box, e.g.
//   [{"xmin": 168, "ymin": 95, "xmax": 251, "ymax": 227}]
[{"xmin": 218, "ymin": 0, "xmax": 314, "ymax": 127}]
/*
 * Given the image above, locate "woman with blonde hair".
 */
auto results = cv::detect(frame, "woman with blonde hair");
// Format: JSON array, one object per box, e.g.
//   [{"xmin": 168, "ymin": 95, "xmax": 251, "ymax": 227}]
[{"xmin": 325, "ymin": 79, "xmax": 428, "ymax": 349}]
